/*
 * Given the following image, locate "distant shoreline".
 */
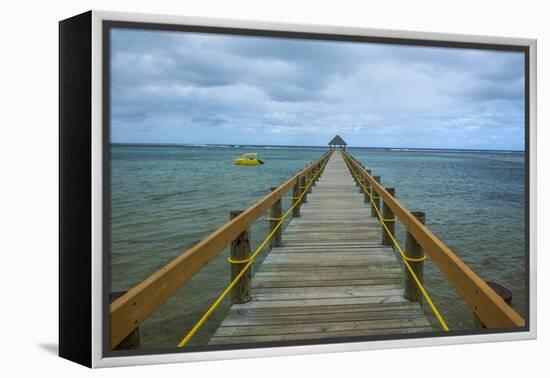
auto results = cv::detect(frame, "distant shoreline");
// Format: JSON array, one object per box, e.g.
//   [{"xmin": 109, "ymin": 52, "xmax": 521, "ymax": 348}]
[{"xmin": 111, "ymin": 142, "xmax": 525, "ymax": 154}]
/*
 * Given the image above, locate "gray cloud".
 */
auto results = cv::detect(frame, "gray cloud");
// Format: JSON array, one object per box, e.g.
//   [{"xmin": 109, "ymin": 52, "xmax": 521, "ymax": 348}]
[{"xmin": 110, "ymin": 28, "xmax": 525, "ymax": 150}]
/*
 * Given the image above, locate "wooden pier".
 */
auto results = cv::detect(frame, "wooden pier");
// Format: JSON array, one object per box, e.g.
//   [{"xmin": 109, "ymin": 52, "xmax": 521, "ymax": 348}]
[
  {"xmin": 209, "ymin": 151, "xmax": 432, "ymax": 344},
  {"xmin": 109, "ymin": 145, "xmax": 524, "ymax": 351}
]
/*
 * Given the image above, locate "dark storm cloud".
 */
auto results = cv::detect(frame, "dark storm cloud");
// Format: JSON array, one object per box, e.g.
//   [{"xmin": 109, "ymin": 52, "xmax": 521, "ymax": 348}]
[{"xmin": 110, "ymin": 28, "xmax": 525, "ymax": 149}]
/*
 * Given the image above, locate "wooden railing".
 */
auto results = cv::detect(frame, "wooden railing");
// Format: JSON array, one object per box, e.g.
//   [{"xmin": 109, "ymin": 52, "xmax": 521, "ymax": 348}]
[
  {"xmin": 342, "ymin": 151, "xmax": 525, "ymax": 329},
  {"xmin": 109, "ymin": 150, "xmax": 333, "ymax": 349}
]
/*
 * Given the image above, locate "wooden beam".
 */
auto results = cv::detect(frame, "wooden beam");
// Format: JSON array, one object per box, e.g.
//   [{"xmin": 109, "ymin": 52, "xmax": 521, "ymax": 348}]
[
  {"xmin": 109, "ymin": 151, "xmax": 332, "ymax": 348},
  {"xmin": 342, "ymin": 151, "xmax": 525, "ymax": 329}
]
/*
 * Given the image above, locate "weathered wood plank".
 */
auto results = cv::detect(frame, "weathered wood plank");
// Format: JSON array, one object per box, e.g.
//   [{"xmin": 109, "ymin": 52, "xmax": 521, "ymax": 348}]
[
  {"xmin": 229, "ymin": 301, "xmax": 422, "ymax": 317},
  {"xmin": 280, "ymin": 241, "xmax": 384, "ymax": 247},
  {"xmin": 268, "ymin": 247, "xmax": 395, "ymax": 254},
  {"xmin": 256, "ymin": 264, "xmax": 403, "ymax": 273},
  {"xmin": 231, "ymin": 296, "xmax": 410, "ymax": 309},
  {"xmin": 261, "ymin": 254, "xmax": 397, "ymax": 265},
  {"xmin": 260, "ymin": 261, "xmax": 399, "ymax": 268},
  {"xmin": 214, "ymin": 317, "xmax": 431, "ymax": 337},
  {"xmin": 209, "ymin": 327, "xmax": 435, "ymax": 345},
  {"xmin": 221, "ymin": 309, "xmax": 426, "ymax": 327},
  {"xmin": 252, "ymin": 278, "xmax": 402, "ymax": 289},
  {"xmin": 251, "ymin": 287, "xmax": 404, "ymax": 301},
  {"xmin": 253, "ymin": 271, "xmax": 403, "ymax": 281}
]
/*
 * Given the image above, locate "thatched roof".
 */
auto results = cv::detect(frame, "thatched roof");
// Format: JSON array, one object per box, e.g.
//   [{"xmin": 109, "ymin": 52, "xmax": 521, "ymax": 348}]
[{"xmin": 328, "ymin": 135, "xmax": 347, "ymax": 146}]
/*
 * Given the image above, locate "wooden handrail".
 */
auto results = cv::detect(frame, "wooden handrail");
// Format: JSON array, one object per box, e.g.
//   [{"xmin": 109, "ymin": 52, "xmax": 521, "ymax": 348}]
[
  {"xmin": 109, "ymin": 150, "xmax": 333, "ymax": 348},
  {"xmin": 342, "ymin": 151, "xmax": 525, "ymax": 329}
]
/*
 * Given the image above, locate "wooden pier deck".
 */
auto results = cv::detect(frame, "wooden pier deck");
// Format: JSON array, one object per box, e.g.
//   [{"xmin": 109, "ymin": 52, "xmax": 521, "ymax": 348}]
[{"xmin": 209, "ymin": 151, "xmax": 433, "ymax": 345}]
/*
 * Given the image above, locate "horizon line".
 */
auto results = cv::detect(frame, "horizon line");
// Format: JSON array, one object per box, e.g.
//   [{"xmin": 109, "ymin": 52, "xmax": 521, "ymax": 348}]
[{"xmin": 110, "ymin": 142, "xmax": 525, "ymax": 153}]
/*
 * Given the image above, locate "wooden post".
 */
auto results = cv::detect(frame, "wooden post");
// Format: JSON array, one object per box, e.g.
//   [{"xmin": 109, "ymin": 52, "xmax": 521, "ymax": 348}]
[
  {"xmin": 110, "ymin": 291, "xmax": 140, "ymax": 350},
  {"xmin": 300, "ymin": 175, "xmax": 308, "ymax": 203},
  {"xmin": 382, "ymin": 188, "xmax": 395, "ymax": 246},
  {"xmin": 292, "ymin": 179, "xmax": 301, "ymax": 217},
  {"xmin": 364, "ymin": 170, "xmax": 372, "ymax": 203},
  {"xmin": 404, "ymin": 211, "xmax": 425, "ymax": 302},
  {"xmin": 230, "ymin": 210, "xmax": 251, "ymax": 304},
  {"xmin": 311, "ymin": 166, "xmax": 318, "ymax": 186},
  {"xmin": 473, "ymin": 282, "xmax": 512, "ymax": 328},
  {"xmin": 371, "ymin": 176, "xmax": 381, "ymax": 217},
  {"xmin": 307, "ymin": 171, "xmax": 313, "ymax": 193},
  {"xmin": 358, "ymin": 175, "xmax": 365, "ymax": 193},
  {"xmin": 317, "ymin": 163, "xmax": 322, "ymax": 180},
  {"xmin": 269, "ymin": 187, "xmax": 282, "ymax": 249}
]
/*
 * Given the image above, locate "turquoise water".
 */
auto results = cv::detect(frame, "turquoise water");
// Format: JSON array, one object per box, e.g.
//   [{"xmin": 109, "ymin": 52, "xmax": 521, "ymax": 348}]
[{"xmin": 110, "ymin": 145, "xmax": 526, "ymax": 348}]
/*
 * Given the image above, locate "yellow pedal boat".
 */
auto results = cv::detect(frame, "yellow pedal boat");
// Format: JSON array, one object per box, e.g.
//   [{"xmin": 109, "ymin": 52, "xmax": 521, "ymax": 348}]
[{"xmin": 233, "ymin": 153, "xmax": 264, "ymax": 165}]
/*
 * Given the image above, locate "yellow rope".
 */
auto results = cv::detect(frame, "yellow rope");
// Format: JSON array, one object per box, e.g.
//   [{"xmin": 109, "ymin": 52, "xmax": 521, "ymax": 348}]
[
  {"xmin": 227, "ymin": 256, "xmax": 254, "ymax": 264},
  {"xmin": 342, "ymin": 154, "xmax": 449, "ymax": 332},
  {"xmin": 177, "ymin": 157, "xmax": 330, "ymax": 347},
  {"xmin": 267, "ymin": 216, "xmax": 284, "ymax": 221},
  {"xmin": 403, "ymin": 255, "xmax": 427, "ymax": 262}
]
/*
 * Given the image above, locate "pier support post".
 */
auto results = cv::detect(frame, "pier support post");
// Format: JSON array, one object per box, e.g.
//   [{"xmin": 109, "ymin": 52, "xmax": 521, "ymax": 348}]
[
  {"xmin": 230, "ymin": 210, "xmax": 252, "ymax": 304},
  {"xmin": 300, "ymin": 175, "xmax": 308, "ymax": 203},
  {"xmin": 364, "ymin": 170, "xmax": 372, "ymax": 203},
  {"xmin": 382, "ymin": 188, "xmax": 396, "ymax": 246},
  {"xmin": 404, "ymin": 211, "xmax": 425, "ymax": 302},
  {"xmin": 311, "ymin": 165, "xmax": 319, "ymax": 186},
  {"xmin": 317, "ymin": 163, "xmax": 322, "ymax": 181},
  {"xmin": 371, "ymin": 176, "xmax": 381, "ymax": 217},
  {"xmin": 473, "ymin": 282, "xmax": 512, "ymax": 328},
  {"xmin": 358, "ymin": 173, "xmax": 365, "ymax": 193},
  {"xmin": 110, "ymin": 291, "xmax": 140, "ymax": 350},
  {"xmin": 269, "ymin": 187, "xmax": 283, "ymax": 249},
  {"xmin": 292, "ymin": 179, "xmax": 301, "ymax": 217},
  {"xmin": 307, "ymin": 171, "xmax": 313, "ymax": 193}
]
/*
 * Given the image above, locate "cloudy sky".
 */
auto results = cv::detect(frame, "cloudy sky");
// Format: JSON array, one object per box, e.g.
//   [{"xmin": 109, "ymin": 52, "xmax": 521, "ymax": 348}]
[{"xmin": 110, "ymin": 28, "xmax": 525, "ymax": 150}]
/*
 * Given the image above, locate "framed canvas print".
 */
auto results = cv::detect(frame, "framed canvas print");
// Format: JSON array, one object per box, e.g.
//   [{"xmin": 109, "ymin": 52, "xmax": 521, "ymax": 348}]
[{"xmin": 59, "ymin": 10, "xmax": 537, "ymax": 368}]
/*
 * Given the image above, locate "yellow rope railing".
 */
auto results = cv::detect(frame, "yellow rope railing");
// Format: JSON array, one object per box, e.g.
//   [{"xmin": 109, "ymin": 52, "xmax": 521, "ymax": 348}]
[
  {"xmin": 177, "ymin": 157, "xmax": 331, "ymax": 347},
  {"xmin": 343, "ymin": 153, "xmax": 449, "ymax": 332}
]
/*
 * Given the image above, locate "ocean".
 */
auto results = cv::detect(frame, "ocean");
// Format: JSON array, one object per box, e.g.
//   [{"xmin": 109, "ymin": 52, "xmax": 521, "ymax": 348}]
[{"xmin": 110, "ymin": 144, "xmax": 526, "ymax": 349}]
